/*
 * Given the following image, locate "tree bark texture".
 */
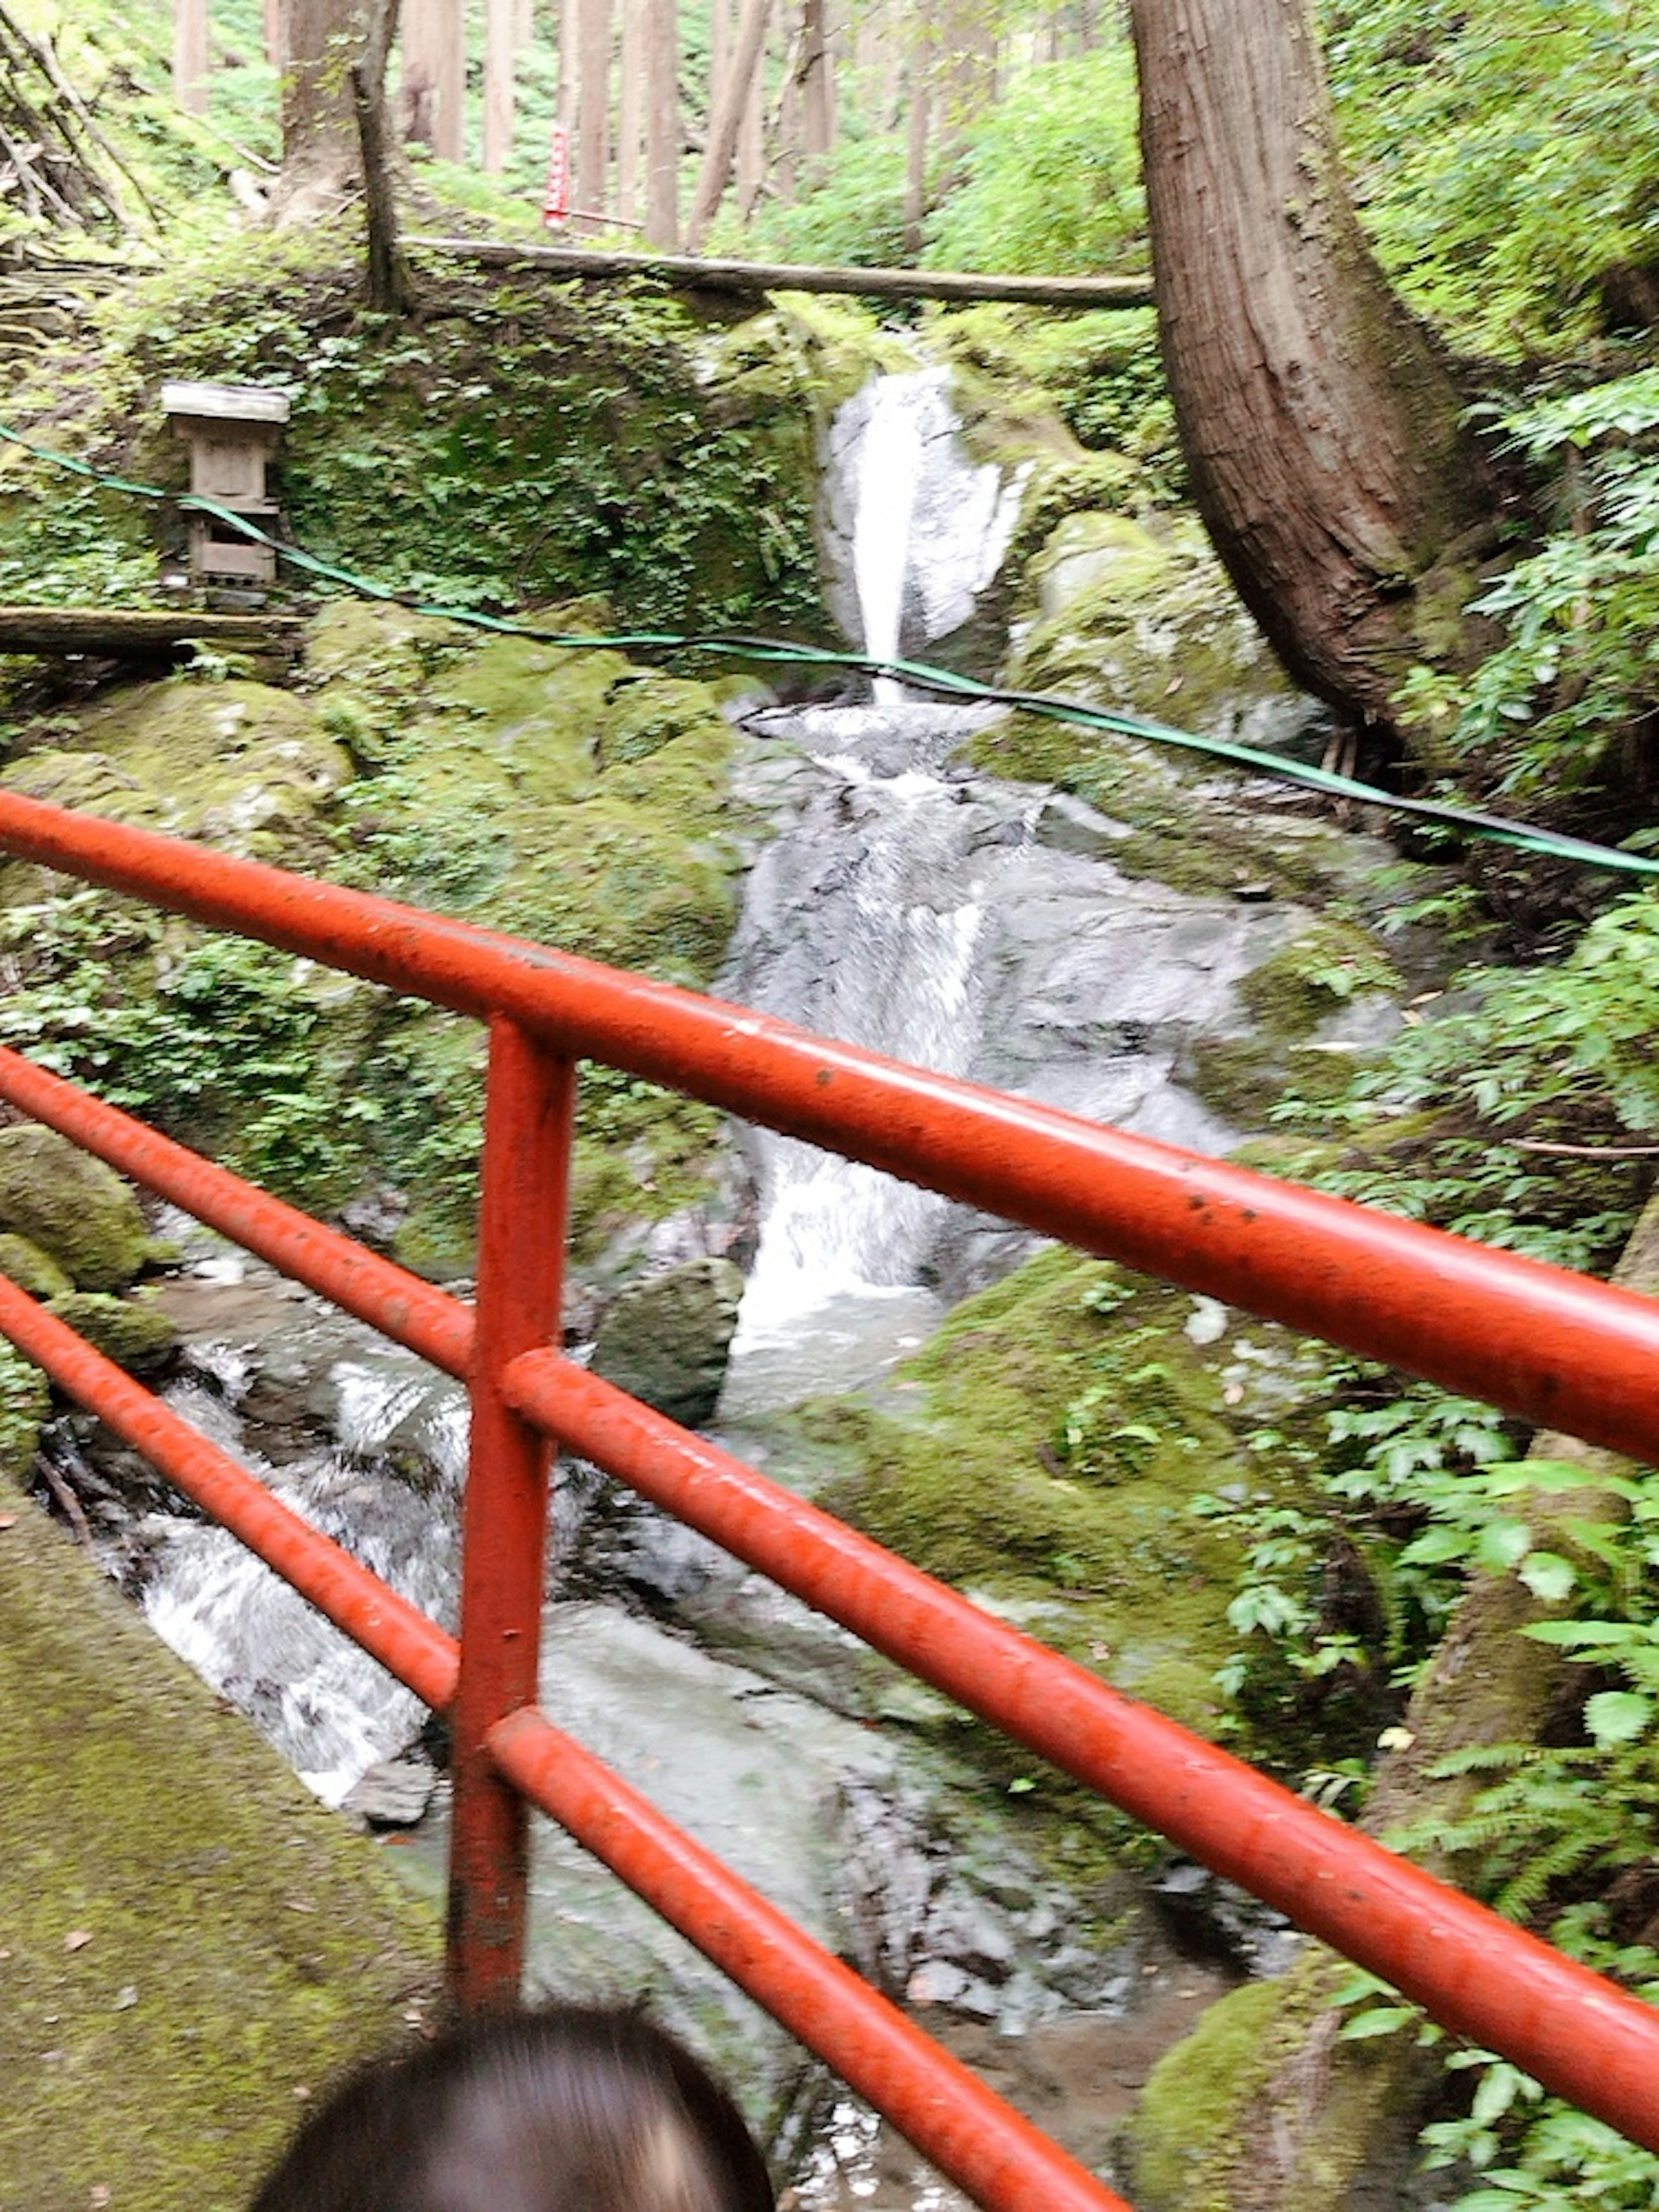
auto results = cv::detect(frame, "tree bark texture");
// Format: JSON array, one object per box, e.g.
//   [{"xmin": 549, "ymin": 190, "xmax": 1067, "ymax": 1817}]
[
  {"xmin": 278, "ymin": 0, "xmax": 375, "ymax": 219},
  {"xmin": 402, "ymin": 0, "xmax": 464, "ymax": 160},
  {"xmin": 173, "ymin": 0, "xmax": 209, "ymax": 115},
  {"xmin": 1130, "ymin": 0, "xmax": 1500, "ymax": 733},
  {"xmin": 572, "ymin": 0, "xmax": 609, "ymax": 229},
  {"xmin": 799, "ymin": 0, "xmax": 834, "ymax": 162},
  {"xmin": 643, "ymin": 0, "xmax": 679, "ymax": 247},
  {"xmin": 483, "ymin": 0, "xmax": 516, "ymax": 172}
]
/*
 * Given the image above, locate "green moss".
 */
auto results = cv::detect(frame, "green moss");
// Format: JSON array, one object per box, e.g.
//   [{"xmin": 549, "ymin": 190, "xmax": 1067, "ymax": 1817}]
[
  {"xmin": 0, "ymin": 1230, "xmax": 73, "ymax": 1303},
  {"xmin": 1235, "ymin": 921, "xmax": 1403, "ymax": 1039},
  {"xmin": 0, "ymin": 1125, "xmax": 151, "ymax": 1291},
  {"xmin": 47, "ymin": 1289, "xmax": 178, "ymax": 1375},
  {"xmin": 3, "ymin": 675, "xmax": 350, "ymax": 870},
  {"xmin": 0, "ymin": 1478, "xmax": 438, "ymax": 2210},
  {"xmin": 0, "ymin": 1339, "xmax": 50, "ymax": 1478},
  {"xmin": 1127, "ymin": 1979, "xmax": 1293, "ymax": 2210}
]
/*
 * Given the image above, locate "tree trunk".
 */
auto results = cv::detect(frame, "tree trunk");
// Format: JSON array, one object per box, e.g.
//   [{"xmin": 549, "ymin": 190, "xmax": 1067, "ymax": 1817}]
[
  {"xmin": 734, "ymin": 0, "xmax": 768, "ymax": 219},
  {"xmin": 351, "ymin": 0, "xmax": 410, "ymax": 311},
  {"xmin": 684, "ymin": 0, "xmax": 771, "ymax": 251},
  {"xmin": 798, "ymin": 0, "xmax": 834, "ymax": 162},
  {"xmin": 404, "ymin": 0, "xmax": 464, "ymax": 160},
  {"xmin": 643, "ymin": 0, "xmax": 678, "ymax": 247},
  {"xmin": 276, "ymin": 0, "xmax": 390, "ymax": 222},
  {"xmin": 265, "ymin": 0, "xmax": 288, "ymax": 71},
  {"xmin": 483, "ymin": 0, "xmax": 516, "ymax": 172},
  {"xmin": 1129, "ymin": 0, "xmax": 1503, "ymax": 735},
  {"xmin": 615, "ymin": 0, "xmax": 642, "ymax": 222},
  {"xmin": 572, "ymin": 0, "xmax": 609, "ymax": 229},
  {"xmin": 902, "ymin": 20, "xmax": 930, "ymax": 260},
  {"xmin": 173, "ymin": 0, "xmax": 209, "ymax": 115}
]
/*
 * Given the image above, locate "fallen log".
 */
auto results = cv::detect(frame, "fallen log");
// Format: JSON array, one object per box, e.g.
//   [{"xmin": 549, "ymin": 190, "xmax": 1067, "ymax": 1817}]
[
  {"xmin": 407, "ymin": 235, "xmax": 1156, "ymax": 311},
  {"xmin": 0, "ymin": 606, "xmax": 305, "ymax": 663}
]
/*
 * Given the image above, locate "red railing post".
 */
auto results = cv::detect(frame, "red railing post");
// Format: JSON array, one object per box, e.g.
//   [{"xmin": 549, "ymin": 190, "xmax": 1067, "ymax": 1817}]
[{"xmin": 447, "ymin": 1016, "xmax": 576, "ymax": 2008}]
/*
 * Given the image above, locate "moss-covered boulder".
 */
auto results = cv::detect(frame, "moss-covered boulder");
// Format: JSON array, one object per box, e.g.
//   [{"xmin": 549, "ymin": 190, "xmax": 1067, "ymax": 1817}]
[
  {"xmin": 47, "ymin": 1289, "xmax": 177, "ymax": 1376},
  {"xmin": 590, "ymin": 1257, "xmax": 745, "ymax": 1429},
  {"xmin": 796, "ymin": 1246, "xmax": 1341, "ymax": 1783},
  {"xmin": 0, "ymin": 674, "xmax": 350, "ymax": 887},
  {"xmin": 1007, "ymin": 515, "xmax": 1316, "ymax": 753},
  {"xmin": 0, "ymin": 1125, "xmax": 150, "ymax": 1291},
  {"xmin": 0, "ymin": 1230, "xmax": 73, "ymax": 1303}
]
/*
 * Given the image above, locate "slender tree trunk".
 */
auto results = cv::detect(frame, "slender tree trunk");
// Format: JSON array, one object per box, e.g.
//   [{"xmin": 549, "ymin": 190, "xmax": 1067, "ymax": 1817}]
[
  {"xmin": 799, "ymin": 0, "xmax": 834, "ymax": 161},
  {"xmin": 643, "ymin": 0, "xmax": 679, "ymax": 247},
  {"xmin": 1130, "ymin": 0, "xmax": 1502, "ymax": 737},
  {"xmin": 174, "ymin": 0, "xmax": 210, "ymax": 114},
  {"xmin": 572, "ymin": 0, "xmax": 609, "ymax": 227},
  {"xmin": 265, "ymin": 0, "xmax": 288, "ymax": 70},
  {"xmin": 483, "ymin": 0, "xmax": 516, "ymax": 171},
  {"xmin": 351, "ymin": 0, "xmax": 410, "ymax": 310},
  {"xmin": 734, "ymin": 1, "xmax": 768, "ymax": 218},
  {"xmin": 902, "ymin": 19, "xmax": 930, "ymax": 260},
  {"xmin": 616, "ymin": 0, "xmax": 642, "ymax": 222},
  {"xmin": 402, "ymin": 0, "xmax": 464, "ymax": 158},
  {"xmin": 556, "ymin": 0, "xmax": 578, "ymax": 128},
  {"xmin": 684, "ymin": 0, "xmax": 771, "ymax": 251}
]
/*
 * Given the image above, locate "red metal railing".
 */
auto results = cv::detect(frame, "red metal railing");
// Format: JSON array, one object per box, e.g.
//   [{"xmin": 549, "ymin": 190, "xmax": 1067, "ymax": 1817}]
[{"xmin": 1, "ymin": 781, "xmax": 1657, "ymax": 2207}]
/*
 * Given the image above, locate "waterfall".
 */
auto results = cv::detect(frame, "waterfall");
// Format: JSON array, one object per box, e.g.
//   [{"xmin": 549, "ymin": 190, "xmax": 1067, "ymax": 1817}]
[{"xmin": 824, "ymin": 369, "xmax": 1027, "ymax": 702}]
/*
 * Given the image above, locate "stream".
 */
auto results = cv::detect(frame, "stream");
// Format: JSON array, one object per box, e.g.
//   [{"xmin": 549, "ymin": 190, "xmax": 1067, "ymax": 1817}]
[{"xmin": 54, "ymin": 367, "xmax": 1364, "ymax": 2198}]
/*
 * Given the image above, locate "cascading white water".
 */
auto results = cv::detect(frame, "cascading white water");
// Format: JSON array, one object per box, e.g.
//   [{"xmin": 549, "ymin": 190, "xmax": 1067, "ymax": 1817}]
[
  {"xmin": 828, "ymin": 369, "xmax": 1027, "ymax": 703},
  {"xmin": 139, "ymin": 1302, "xmax": 470, "ymax": 1804}
]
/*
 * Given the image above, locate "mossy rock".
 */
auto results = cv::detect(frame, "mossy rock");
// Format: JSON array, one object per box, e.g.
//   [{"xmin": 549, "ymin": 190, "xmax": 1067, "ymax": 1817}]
[
  {"xmin": 0, "ymin": 1126, "xmax": 150, "ymax": 1292},
  {"xmin": 47, "ymin": 1290, "xmax": 178, "ymax": 1376},
  {"xmin": 811, "ymin": 1247, "xmax": 1338, "ymax": 1769},
  {"xmin": 590, "ymin": 1257, "xmax": 745, "ymax": 1428},
  {"xmin": 2, "ymin": 676, "xmax": 350, "ymax": 871},
  {"xmin": 1125, "ymin": 1979, "xmax": 1292, "ymax": 2210},
  {"xmin": 0, "ymin": 1230, "xmax": 73, "ymax": 1303},
  {"xmin": 0, "ymin": 1475, "xmax": 439, "ymax": 2211}
]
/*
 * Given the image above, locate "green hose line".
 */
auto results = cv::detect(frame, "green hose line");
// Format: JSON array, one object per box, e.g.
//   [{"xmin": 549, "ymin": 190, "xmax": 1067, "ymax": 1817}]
[{"xmin": 5, "ymin": 414, "xmax": 1657, "ymax": 882}]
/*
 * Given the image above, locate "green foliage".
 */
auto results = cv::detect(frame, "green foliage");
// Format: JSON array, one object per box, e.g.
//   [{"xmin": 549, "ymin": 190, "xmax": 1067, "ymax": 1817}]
[
  {"xmin": 1398, "ymin": 371, "xmax": 1659, "ymax": 800},
  {"xmin": 1322, "ymin": 0, "xmax": 1659, "ymax": 358},
  {"xmin": 922, "ymin": 48, "xmax": 1147, "ymax": 279},
  {"xmin": 1, "ymin": 234, "xmax": 825, "ymax": 637},
  {"xmin": 0, "ymin": 891, "xmax": 377, "ymax": 1208},
  {"xmin": 737, "ymin": 133, "xmax": 913, "ymax": 271}
]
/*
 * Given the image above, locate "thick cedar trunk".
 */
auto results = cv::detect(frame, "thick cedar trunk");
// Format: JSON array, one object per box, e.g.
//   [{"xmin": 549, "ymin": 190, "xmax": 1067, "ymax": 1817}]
[
  {"xmin": 1129, "ymin": 0, "xmax": 1500, "ymax": 732},
  {"xmin": 277, "ymin": 0, "xmax": 373, "ymax": 219}
]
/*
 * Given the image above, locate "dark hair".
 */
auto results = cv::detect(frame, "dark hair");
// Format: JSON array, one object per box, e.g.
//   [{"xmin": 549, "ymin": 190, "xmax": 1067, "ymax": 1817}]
[{"xmin": 248, "ymin": 2002, "xmax": 776, "ymax": 2212}]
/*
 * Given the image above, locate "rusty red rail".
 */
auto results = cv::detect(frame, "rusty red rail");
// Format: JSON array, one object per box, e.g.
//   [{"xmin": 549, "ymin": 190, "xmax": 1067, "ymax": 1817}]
[{"xmin": 0, "ymin": 781, "xmax": 1657, "ymax": 2202}]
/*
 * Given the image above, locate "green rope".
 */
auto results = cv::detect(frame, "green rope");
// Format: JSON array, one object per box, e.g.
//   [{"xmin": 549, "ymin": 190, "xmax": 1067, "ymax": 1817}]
[{"xmin": 5, "ymin": 414, "xmax": 1657, "ymax": 882}]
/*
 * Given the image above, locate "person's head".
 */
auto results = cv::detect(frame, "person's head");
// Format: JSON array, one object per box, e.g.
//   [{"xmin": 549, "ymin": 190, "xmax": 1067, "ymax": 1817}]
[{"xmin": 248, "ymin": 2002, "xmax": 776, "ymax": 2212}]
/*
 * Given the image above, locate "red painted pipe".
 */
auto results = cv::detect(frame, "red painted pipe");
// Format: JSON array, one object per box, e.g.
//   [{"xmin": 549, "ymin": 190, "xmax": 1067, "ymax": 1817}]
[
  {"xmin": 3, "ymin": 785, "xmax": 1659, "ymax": 1463},
  {"xmin": 0, "ymin": 1273, "xmax": 458, "ymax": 1711},
  {"xmin": 502, "ymin": 1352, "xmax": 1659, "ymax": 2155},
  {"xmin": 448, "ymin": 1023, "xmax": 576, "ymax": 2008},
  {"xmin": 486, "ymin": 1703, "xmax": 1131, "ymax": 2212},
  {"xmin": 0, "ymin": 1045, "xmax": 473, "ymax": 1380}
]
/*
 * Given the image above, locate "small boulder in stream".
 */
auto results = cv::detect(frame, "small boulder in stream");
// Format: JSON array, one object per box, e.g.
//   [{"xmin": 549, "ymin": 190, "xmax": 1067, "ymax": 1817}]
[{"xmin": 590, "ymin": 1256, "xmax": 745, "ymax": 1428}]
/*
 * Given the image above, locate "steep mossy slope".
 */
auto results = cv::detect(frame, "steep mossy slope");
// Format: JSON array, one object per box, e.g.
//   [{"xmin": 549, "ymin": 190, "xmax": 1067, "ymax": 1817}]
[{"xmin": 0, "ymin": 602, "xmax": 751, "ymax": 1275}]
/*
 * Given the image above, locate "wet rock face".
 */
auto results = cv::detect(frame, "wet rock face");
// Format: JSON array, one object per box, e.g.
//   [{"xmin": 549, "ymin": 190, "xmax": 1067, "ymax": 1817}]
[{"xmin": 589, "ymin": 1256, "xmax": 746, "ymax": 1428}]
